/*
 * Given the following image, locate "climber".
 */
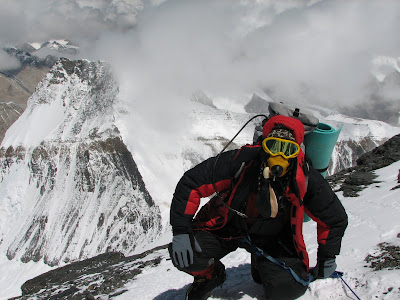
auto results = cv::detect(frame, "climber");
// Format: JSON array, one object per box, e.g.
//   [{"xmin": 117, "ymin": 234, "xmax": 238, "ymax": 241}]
[{"xmin": 169, "ymin": 115, "xmax": 348, "ymax": 300}]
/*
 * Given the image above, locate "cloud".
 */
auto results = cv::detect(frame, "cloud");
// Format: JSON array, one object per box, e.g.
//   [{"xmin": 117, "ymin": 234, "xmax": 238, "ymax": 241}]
[
  {"xmin": 230, "ymin": 1, "xmax": 400, "ymax": 107},
  {"xmin": 0, "ymin": 0, "xmax": 143, "ymax": 46},
  {"xmin": 86, "ymin": 1, "xmax": 400, "ymax": 117},
  {"xmin": 1, "ymin": 0, "xmax": 399, "ymax": 124},
  {"xmin": 0, "ymin": 49, "xmax": 21, "ymax": 71}
]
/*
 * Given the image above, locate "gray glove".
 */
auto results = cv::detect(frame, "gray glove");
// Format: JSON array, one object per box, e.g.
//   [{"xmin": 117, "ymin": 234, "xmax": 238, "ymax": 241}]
[
  {"xmin": 312, "ymin": 257, "xmax": 337, "ymax": 279},
  {"xmin": 172, "ymin": 234, "xmax": 202, "ymax": 268}
]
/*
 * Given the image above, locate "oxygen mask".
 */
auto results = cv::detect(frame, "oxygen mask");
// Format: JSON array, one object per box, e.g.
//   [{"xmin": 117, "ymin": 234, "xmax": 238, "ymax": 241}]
[
  {"xmin": 267, "ymin": 155, "xmax": 289, "ymax": 177},
  {"xmin": 262, "ymin": 137, "xmax": 300, "ymax": 178}
]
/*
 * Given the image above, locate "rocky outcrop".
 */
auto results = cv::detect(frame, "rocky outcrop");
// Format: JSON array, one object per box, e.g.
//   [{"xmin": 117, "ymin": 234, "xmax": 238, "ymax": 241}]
[
  {"xmin": 365, "ymin": 242, "xmax": 400, "ymax": 271},
  {"xmin": 327, "ymin": 134, "xmax": 400, "ymax": 197},
  {"xmin": 10, "ymin": 245, "xmax": 168, "ymax": 300}
]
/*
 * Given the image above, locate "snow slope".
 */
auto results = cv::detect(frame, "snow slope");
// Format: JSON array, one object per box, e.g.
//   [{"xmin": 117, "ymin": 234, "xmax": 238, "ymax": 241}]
[{"xmin": 115, "ymin": 160, "xmax": 400, "ymax": 300}]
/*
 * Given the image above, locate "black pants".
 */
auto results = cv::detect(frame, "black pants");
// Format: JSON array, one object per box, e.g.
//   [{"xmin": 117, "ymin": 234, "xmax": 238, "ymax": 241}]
[{"xmin": 169, "ymin": 230, "xmax": 308, "ymax": 300}]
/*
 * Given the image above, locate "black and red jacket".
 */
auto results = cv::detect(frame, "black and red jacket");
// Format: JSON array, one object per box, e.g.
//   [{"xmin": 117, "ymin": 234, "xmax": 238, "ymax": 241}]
[{"xmin": 170, "ymin": 116, "xmax": 348, "ymax": 271}]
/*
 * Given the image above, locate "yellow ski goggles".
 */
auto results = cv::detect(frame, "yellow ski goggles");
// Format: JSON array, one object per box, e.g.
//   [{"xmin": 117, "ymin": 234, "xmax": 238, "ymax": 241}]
[{"xmin": 262, "ymin": 137, "xmax": 300, "ymax": 159}]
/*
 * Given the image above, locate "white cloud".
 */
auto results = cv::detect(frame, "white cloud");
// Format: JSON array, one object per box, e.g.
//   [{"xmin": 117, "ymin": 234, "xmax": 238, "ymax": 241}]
[
  {"xmin": 0, "ymin": 49, "xmax": 21, "ymax": 71},
  {"xmin": 0, "ymin": 0, "xmax": 143, "ymax": 46},
  {"xmin": 85, "ymin": 1, "xmax": 400, "ymax": 112},
  {"xmin": 1, "ymin": 0, "xmax": 399, "ymax": 121}
]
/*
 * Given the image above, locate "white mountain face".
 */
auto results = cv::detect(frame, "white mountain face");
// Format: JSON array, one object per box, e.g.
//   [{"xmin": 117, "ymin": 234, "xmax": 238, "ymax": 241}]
[
  {"xmin": 1, "ymin": 57, "xmax": 400, "ymax": 272},
  {"xmin": 0, "ymin": 58, "xmax": 161, "ymax": 266},
  {"xmin": 319, "ymin": 113, "xmax": 400, "ymax": 175}
]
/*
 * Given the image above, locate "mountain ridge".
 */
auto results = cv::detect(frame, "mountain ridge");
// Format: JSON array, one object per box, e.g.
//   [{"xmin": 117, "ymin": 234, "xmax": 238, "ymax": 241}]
[{"xmin": 0, "ymin": 58, "xmax": 162, "ymax": 266}]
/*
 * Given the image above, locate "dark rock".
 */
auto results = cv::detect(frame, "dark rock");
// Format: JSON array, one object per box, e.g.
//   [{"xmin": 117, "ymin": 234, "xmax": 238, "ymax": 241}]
[
  {"xmin": 21, "ymin": 252, "xmax": 126, "ymax": 295},
  {"xmin": 365, "ymin": 242, "xmax": 400, "ymax": 271},
  {"xmin": 244, "ymin": 93, "xmax": 270, "ymax": 113},
  {"xmin": 344, "ymin": 171, "xmax": 378, "ymax": 186},
  {"xmin": 327, "ymin": 134, "xmax": 400, "ymax": 197},
  {"xmin": 52, "ymin": 286, "xmax": 79, "ymax": 299},
  {"xmin": 356, "ymin": 134, "xmax": 400, "ymax": 172},
  {"xmin": 3, "ymin": 47, "xmax": 57, "ymax": 71},
  {"xmin": 16, "ymin": 245, "xmax": 168, "ymax": 299}
]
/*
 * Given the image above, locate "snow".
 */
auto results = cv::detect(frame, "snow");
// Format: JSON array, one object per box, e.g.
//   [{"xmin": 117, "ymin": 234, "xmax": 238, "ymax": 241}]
[
  {"xmin": 0, "ymin": 256, "xmax": 53, "ymax": 299},
  {"xmin": 116, "ymin": 99, "xmax": 257, "ymax": 232},
  {"xmin": 1, "ymin": 97, "xmax": 66, "ymax": 148},
  {"xmin": 29, "ymin": 42, "xmax": 42, "ymax": 50},
  {"xmin": 2, "ymin": 159, "xmax": 395, "ymax": 300},
  {"xmin": 325, "ymin": 113, "xmax": 400, "ymax": 142},
  {"xmin": 1, "ymin": 0, "xmax": 400, "ymax": 297},
  {"xmin": 107, "ymin": 160, "xmax": 400, "ymax": 300}
]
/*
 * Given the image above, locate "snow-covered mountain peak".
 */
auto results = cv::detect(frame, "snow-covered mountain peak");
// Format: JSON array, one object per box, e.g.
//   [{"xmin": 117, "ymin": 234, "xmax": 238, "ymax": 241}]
[
  {"xmin": 0, "ymin": 58, "xmax": 162, "ymax": 267},
  {"xmin": 15, "ymin": 39, "xmax": 80, "ymax": 59},
  {"xmin": 2, "ymin": 58, "xmax": 118, "ymax": 148}
]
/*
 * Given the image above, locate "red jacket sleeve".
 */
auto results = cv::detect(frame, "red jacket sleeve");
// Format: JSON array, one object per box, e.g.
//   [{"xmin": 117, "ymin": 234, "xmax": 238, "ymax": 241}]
[{"xmin": 170, "ymin": 149, "xmax": 241, "ymax": 235}]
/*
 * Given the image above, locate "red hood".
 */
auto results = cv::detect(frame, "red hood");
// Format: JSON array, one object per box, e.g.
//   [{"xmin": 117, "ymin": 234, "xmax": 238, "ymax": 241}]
[{"xmin": 262, "ymin": 115, "xmax": 305, "ymax": 144}]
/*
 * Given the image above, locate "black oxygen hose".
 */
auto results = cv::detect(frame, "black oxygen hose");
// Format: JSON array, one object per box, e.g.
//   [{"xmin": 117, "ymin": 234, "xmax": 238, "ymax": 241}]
[{"xmin": 211, "ymin": 114, "xmax": 268, "ymax": 219}]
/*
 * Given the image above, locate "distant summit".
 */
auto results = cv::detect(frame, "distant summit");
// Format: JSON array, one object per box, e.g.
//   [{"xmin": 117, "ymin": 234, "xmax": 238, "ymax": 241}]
[
  {"xmin": 15, "ymin": 43, "xmax": 37, "ymax": 53},
  {"xmin": 38, "ymin": 40, "xmax": 79, "ymax": 56},
  {"xmin": 244, "ymin": 93, "xmax": 270, "ymax": 113},
  {"xmin": 191, "ymin": 90, "xmax": 217, "ymax": 108},
  {"xmin": 16, "ymin": 39, "xmax": 79, "ymax": 56}
]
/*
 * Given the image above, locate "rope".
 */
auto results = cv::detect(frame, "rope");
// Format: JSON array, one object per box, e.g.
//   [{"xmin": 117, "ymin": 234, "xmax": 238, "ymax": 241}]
[
  {"xmin": 332, "ymin": 271, "xmax": 362, "ymax": 300},
  {"xmin": 242, "ymin": 236, "xmax": 362, "ymax": 299},
  {"xmin": 241, "ymin": 237, "xmax": 313, "ymax": 286}
]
